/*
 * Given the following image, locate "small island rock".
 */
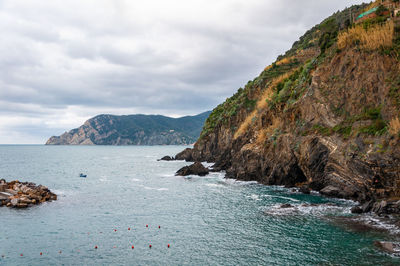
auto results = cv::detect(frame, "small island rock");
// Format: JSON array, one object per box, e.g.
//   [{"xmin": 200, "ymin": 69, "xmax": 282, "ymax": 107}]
[
  {"xmin": 176, "ymin": 162, "xmax": 209, "ymax": 176},
  {"xmin": 159, "ymin": 156, "xmax": 174, "ymax": 161},
  {"xmin": 0, "ymin": 179, "xmax": 57, "ymax": 209}
]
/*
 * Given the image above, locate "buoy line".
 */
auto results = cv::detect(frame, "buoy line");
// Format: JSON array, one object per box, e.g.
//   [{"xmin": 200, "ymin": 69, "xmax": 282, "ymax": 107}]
[{"xmin": 0, "ymin": 224, "xmax": 173, "ymax": 258}]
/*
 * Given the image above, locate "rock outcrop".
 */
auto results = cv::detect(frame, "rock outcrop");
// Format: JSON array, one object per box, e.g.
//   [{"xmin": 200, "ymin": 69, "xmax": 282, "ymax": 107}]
[
  {"xmin": 175, "ymin": 2, "xmax": 400, "ymax": 215},
  {"xmin": 175, "ymin": 162, "xmax": 210, "ymax": 176},
  {"xmin": 46, "ymin": 111, "xmax": 211, "ymax": 145},
  {"xmin": 0, "ymin": 179, "xmax": 57, "ymax": 208}
]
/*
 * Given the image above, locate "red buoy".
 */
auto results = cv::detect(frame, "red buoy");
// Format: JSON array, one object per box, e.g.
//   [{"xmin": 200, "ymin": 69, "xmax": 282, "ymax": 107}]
[
  {"xmin": 131, "ymin": 245, "xmax": 134, "ymax": 249},
  {"xmin": 158, "ymin": 225, "xmax": 161, "ymax": 229},
  {"xmin": 146, "ymin": 224, "xmax": 148, "ymax": 228},
  {"xmin": 149, "ymin": 244, "xmax": 152, "ymax": 248},
  {"xmin": 40, "ymin": 252, "xmax": 43, "ymax": 256},
  {"xmin": 114, "ymin": 229, "xmax": 117, "ymax": 232},
  {"xmin": 95, "ymin": 245, "xmax": 98, "ymax": 249},
  {"xmin": 128, "ymin": 227, "xmax": 131, "ymax": 230},
  {"xmin": 168, "ymin": 244, "xmax": 170, "ymax": 248},
  {"xmin": 20, "ymin": 254, "xmax": 23, "ymax": 257},
  {"xmin": 113, "ymin": 246, "xmax": 116, "ymax": 249}
]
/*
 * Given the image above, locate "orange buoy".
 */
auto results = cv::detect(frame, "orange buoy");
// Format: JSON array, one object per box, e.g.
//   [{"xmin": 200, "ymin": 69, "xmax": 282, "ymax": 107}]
[
  {"xmin": 131, "ymin": 245, "xmax": 134, "ymax": 249},
  {"xmin": 40, "ymin": 252, "xmax": 43, "ymax": 256},
  {"xmin": 146, "ymin": 224, "xmax": 148, "ymax": 228},
  {"xmin": 168, "ymin": 244, "xmax": 170, "ymax": 248},
  {"xmin": 95, "ymin": 245, "xmax": 98, "ymax": 249},
  {"xmin": 149, "ymin": 244, "xmax": 152, "ymax": 248}
]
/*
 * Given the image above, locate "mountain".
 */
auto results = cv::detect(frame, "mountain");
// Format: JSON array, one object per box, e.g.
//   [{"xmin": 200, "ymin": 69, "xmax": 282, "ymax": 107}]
[
  {"xmin": 176, "ymin": 1, "xmax": 400, "ymax": 208},
  {"xmin": 46, "ymin": 111, "xmax": 211, "ymax": 145}
]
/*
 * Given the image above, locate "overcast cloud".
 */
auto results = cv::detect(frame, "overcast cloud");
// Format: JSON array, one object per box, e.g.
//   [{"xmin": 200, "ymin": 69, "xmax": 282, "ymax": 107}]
[{"xmin": 0, "ymin": 0, "xmax": 366, "ymax": 143}]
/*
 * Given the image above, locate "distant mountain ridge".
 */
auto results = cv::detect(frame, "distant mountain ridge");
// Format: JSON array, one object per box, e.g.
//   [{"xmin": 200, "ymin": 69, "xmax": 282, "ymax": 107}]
[{"xmin": 46, "ymin": 111, "xmax": 211, "ymax": 145}]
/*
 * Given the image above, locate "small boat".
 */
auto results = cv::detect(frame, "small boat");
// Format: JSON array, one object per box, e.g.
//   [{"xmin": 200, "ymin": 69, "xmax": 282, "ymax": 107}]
[{"xmin": 79, "ymin": 173, "xmax": 87, "ymax": 178}]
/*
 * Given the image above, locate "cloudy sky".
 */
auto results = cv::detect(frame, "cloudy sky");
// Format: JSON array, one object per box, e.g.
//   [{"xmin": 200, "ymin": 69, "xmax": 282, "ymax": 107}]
[{"xmin": 0, "ymin": 0, "xmax": 365, "ymax": 144}]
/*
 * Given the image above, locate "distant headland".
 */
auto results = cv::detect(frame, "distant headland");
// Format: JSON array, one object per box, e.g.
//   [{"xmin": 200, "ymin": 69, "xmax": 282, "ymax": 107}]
[{"xmin": 46, "ymin": 111, "xmax": 211, "ymax": 145}]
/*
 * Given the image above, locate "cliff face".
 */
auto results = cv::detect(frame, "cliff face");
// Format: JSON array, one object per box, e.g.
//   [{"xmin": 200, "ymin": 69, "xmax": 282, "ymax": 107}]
[
  {"xmin": 177, "ymin": 2, "xmax": 400, "ymax": 203},
  {"xmin": 46, "ymin": 111, "xmax": 211, "ymax": 145}
]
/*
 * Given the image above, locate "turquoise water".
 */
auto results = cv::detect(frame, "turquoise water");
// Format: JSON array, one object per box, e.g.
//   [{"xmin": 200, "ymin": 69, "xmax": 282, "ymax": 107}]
[{"xmin": 0, "ymin": 145, "xmax": 398, "ymax": 265}]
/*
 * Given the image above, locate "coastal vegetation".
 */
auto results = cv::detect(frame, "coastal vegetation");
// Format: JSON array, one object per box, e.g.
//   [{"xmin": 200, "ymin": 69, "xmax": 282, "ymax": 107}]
[
  {"xmin": 47, "ymin": 111, "xmax": 211, "ymax": 145},
  {"xmin": 180, "ymin": 0, "xmax": 400, "ymax": 217}
]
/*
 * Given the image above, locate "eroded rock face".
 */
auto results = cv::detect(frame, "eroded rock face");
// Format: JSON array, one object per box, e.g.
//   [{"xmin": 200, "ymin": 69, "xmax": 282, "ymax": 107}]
[
  {"xmin": 0, "ymin": 179, "xmax": 57, "ymax": 209},
  {"xmin": 175, "ymin": 162, "xmax": 210, "ymax": 177},
  {"xmin": 174, "ymin": 14, "xmax": 400, "ymax": 215},
  {"xmin": 175, "ymin": 148, "xmax": 194, "ymax": 161}
]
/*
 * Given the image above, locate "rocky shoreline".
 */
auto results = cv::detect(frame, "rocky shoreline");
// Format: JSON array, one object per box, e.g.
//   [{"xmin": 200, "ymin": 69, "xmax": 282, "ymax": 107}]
[
  {"xmin": 164, "ymin": 156, "xmax": 400, "ymax": 254},
  {"xmin": 0, "ymin": 179, "xmax": 57, "ymax": 208}
]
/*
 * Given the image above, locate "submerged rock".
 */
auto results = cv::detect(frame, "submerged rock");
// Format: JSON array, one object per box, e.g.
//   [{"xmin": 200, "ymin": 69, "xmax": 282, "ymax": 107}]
[
  {"xmin": 175, "ymin": 162, "xmax": 209, "ymax": 176},
  {"xmin": 299, "ymin": 185, "xmax": 311, "ymax": 194},
  {"xmin": 351, "ymin": 206, "xmax": 363, "ymax": 214},
  {"xmin": 0, "ymin": 179, "xmax": 57, "ymax": 209},
  {"xmin": 374, "ymin": 241, "xmax": 400, "ymax": 254}
]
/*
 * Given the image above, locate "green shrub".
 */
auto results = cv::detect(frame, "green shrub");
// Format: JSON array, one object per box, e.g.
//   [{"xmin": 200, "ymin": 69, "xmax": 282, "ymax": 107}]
[{"xmin": 358, "ymin": 119, "xmax": 387, "ymax": 136}]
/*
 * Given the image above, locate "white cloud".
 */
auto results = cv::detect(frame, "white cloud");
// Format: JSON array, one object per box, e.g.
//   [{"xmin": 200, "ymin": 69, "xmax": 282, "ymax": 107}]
[{"xmin": 0, "ymin": 0, "xmax": 365, "ymax": 143}]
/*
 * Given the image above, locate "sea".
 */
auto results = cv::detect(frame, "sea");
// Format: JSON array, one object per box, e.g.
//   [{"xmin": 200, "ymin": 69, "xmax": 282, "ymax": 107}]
[{"xmin": 0, "ymin": 145, "xmax": 399, "ymax": 265}]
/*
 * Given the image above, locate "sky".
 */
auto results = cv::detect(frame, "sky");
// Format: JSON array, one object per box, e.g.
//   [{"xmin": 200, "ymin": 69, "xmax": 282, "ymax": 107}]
[{"xmin": 0, "ymin": 0, "xmax": 366, "ymax": 144}]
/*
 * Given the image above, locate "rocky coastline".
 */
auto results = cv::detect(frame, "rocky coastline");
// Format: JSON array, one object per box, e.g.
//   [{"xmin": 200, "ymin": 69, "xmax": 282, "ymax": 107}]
[
  {"xmin": 0, "ymin": 179, "xmax": 57, "ymax": 208},
  {"xmin": 164, "ymin": 3, "xmax": 400, "ymax": 219},
  {"xmin": 170, "ymin": 150, "xmax": 400, "ymax": 217}
]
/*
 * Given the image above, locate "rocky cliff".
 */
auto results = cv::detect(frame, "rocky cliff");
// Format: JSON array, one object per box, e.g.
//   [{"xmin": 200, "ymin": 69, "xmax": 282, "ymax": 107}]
[
  {"xmin": 176, "ymin": 1, "xmax": 400, "ymax": 206},
  {"xmin": 46, "ymin": 111, "xmax": 211, "ymax": 145}
]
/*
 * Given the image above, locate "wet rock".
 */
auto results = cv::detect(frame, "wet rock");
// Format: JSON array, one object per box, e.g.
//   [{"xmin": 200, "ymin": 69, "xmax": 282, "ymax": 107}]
[
  {"xmin": 176, "ymin": 162, "xmax": 209, "ymax": 176},
  {"xmin": 175, "ymin": 148, "xmax": 193, "ymax": 161},
  {"xmin": 374, "ymin": 241, "xmax": 399, "ymax": 253},
  {"xmin": 16, "ymin": 203, "xmax": 28, "ymax": 208},
  {"xmin": 280, "ymin": 204, "xmax": 293, "ymax": 208},
  {"xmin": 49, "ymin": 194, "xmax": 57, "ymax": 201},
  {"xmin": 361, "ymin": 200, "xmax": 374, "ymax": 213},
  {"xmin": 371, "ymin": 201, "xmax": 388, "ymax": 215},
  {"xmin": 159, "ymin": 156, "xmax": 174, "ymax": 161},
  {"xmin": 320, "ymin": 186, "xmax": 341, "ymax": 197},
  {"xmin": 351, "ymin": 206, "xmax": 363, "ymax": 214},
  {"xmin": 0, "ymin": 184, "xmax": 6, "ymax": 192},
  {"xmin": 299, "ymin": 185, "xmax": 311, "ymax": 194}
]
